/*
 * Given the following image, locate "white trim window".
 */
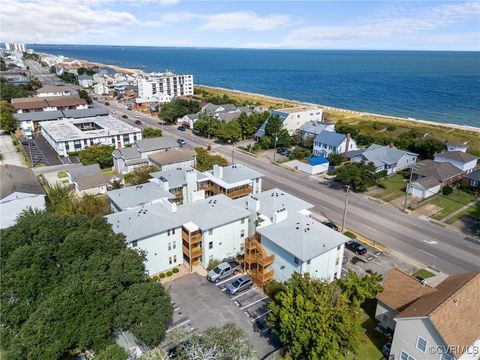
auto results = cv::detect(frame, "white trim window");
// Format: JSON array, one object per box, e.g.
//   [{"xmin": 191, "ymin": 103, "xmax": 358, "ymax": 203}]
[
  {"xmin": 440, "ymin": 353, "xmax": 453, "ymax": 360},
  {"xmin": 400, "ymin": 350, "xmax": 416, "ymax": 360},
  {"xmin": 416, "ymin": 336, "xmax": 428, "ymax": 353}
]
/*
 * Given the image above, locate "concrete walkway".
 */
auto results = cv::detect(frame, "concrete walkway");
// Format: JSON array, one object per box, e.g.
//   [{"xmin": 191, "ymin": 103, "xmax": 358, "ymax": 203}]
[
  {"xmin": 441, "ymin": 199, "xmax": 479, "ymax": 223},
  {"xmin": 0, "ymin": 134, "xmax": 25, "ymax": 167}
]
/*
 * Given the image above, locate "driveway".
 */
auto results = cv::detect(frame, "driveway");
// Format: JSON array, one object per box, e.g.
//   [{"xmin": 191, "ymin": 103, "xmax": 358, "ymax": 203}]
[
  {"xmin": 165, "ymin": 273, "xmax": 277, "ymax": 358},
  {"xmin": 0, "ymin": 134, "xmax": 25, "ymax": 167}
]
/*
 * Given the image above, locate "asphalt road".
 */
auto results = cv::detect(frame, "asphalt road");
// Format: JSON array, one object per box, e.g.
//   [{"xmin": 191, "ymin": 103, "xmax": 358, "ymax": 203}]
[{"xmin": 28, "ymin": 61, "xmax": 480, "ymax": 275}]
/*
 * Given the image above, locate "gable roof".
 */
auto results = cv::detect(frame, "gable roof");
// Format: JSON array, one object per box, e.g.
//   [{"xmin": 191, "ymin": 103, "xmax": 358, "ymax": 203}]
[
  {"xmin": 67, "ymin": 164, "xmax": 102, "ymax": 181},
  {"xmin": 150, "ymin": 167, "xmax": 207, "ymax": 189},
  {"xmin": 148, "ymin": 149, "xmax": 196, "ymax": 167},
  {"xmin": 217, "ymin": 112, "xmax": 241, "ymax": 122},
  {"xmin": 75, "ymin": 173, "xmax": 111, "ymax": 190},
  {"xmin": 0, "ymin": 164, "xmax": 45, "ymax": 199},
  {"xmin": 314, "ymin": 130, "xmax": 347, "ymax": 148},
  {"xmin": 464, "ymin": 169, "xmax": 480, "ymax": 182},
  {"xmin": 36, "ymin": 85, "xmax": 69, "ymax": 94},
  {"xmin": 361, "ymin": 144, "xmax": 416, "ymax": 167},
  {"xmin": 14, "ymin": 108, "xmax": 109, "ymax": 122},
  {"xmin": 257, "ymin": 213, "xmax": 348, "ymax": 262},
  {"xmin": 396, "ymin": 272, "xmax": 480, "ymax": 358},
  {"xmin": 11, "ymin": 96, "xmax": 87, "ymax": 110},
  {"xmin": 112, "ymin": 147, "xmax": 141, "ymax": 161},
  {"xmin": 107, "ymin": 182, "xmax": 174, "ymax": 211},
  {"xmin": 135, "ymin": 136, "xmax": 178, "ymax": 153},
  {"xmin": 376, "ymin": 268, "xmax": 436, "ymax": 312},
  {"xmin": 298, "ymin": 121, "xmax": 333, "ymax": 135},
  {"xmin": 434, "ymin": 151, "xmax": 478, "ymax": 163},
  {"xmin": 414, "ymin": 160, "xmax": 464, "ymax": 182}
]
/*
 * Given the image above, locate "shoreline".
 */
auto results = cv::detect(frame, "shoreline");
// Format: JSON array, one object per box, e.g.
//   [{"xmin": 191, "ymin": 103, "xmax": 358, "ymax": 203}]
[{"xmin": 45, "ymin": 54, "xmax": 480, "ymax": 133}]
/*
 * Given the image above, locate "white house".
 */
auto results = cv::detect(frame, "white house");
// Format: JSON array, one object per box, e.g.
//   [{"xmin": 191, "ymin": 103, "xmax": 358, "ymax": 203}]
[
  {"xmin": 78, "ymin": 74, "xmax": 93, "ymax": 88},
  {"xmin": 35, "ymin": 85, "xmax": 71, "ymax": 97},
  {"xmin": 179, "ymin": 113, "xmax": 199, "ymax": 129},
  {"xmin": 107, "ymin": 182, "xmax": 175, "ymax": 212},
  {"xmin": 0, "ymin": 165, "xmax": 46, "ymax": 229},
  {"xmin": 445, "ymin": 142, "xmax": 468, "ymax": 153},
  {"xmin": 295, "ymin": 156, "xmax": 330, "ymax": 175},
  {"xmin": 202, "ymin": 164, "xmax": 263, "ymax": 198},
  {"xmin": 352, "ymin": 144, "xmax": 417, "ymax": 175},
  {"xmin": 11, "ymin": 96, "xmax": 88, "ymax": 113},
  {"xmin": 434, "ymin": 151, "xmax": 478, "ymax": 174},
  {"xmin": 256, "ymin": 106, "xmax": 324, "ymax": 137},
  {"xmin": 313, "ymin": 130, "xmax": 358, "ymax": 157},
  {"xmin": 40, "ymin": 116, "xmax": 142, "ymax": 156},
  {"xmin": 93, "ymin": 83, "xmax": 110, "ymax": 95},
  {"xmin": 297, "ymin": 121, "xmax": 334, "ymax": 139}
]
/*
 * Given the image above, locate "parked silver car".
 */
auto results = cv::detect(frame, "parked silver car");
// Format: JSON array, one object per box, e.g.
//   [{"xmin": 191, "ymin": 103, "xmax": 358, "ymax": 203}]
[{"xmin": 226, "ymin": 276, "xmax": 253, "ymax": 296}]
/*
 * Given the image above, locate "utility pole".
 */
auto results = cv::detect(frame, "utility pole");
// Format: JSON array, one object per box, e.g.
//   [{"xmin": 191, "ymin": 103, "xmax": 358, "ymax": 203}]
[
  {"xmin": 403, "ymin": 159, "xmax": 416, "ymax": 212},
  {"xmin": 273, "ymin": 132, "xmax": 278, "ymax": 162},
  {"xmin": 231, "ymin": 143, "xmax": 235, "ymax": 164},
  {"xmin": 341, "ymin": 185, "xmax": 350, "ymax": 232}
]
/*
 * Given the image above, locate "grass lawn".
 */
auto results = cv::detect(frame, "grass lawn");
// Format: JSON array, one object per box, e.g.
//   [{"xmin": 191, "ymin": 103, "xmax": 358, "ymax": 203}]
[
  {"xmin": 413, "ymin": 269, "xmax": 435, "ymax": 279},
  {"xmin": 102, "ymin": 168, "xmax": 115, "ymax": 176},
  {"xmin": 444, "ymin": 202, "xmax": 479, "ymax": 225},
  {"xmin": 375, "ymin": 174, "xmax": 407, "ymax": 202},
  {"xmin": 57, "ymin": 171, "xmax": 67, "ymax": 178},
  {"xmin": 344, "ymin": 301, "xmax": 388, "ymax": 360},
  {"xmin": 422, "ymin": 190, "xmax": 476, "ymax": 221}
]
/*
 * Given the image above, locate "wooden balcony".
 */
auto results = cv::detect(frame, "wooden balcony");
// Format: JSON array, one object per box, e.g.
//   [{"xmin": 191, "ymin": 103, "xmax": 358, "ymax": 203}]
[
  {"xmin": 244, "ymin": 253, "xmax": 274, "ymax": 267},
  {"xmin": 182, "ymin": 229, "xmax": 202, "ymax": 245},
  {"xmin": 262, "ymin": 269, "xmax": 274, "ymax": 282},
  {"xmin": 182, "ymin": 245, "xmax": 202, "ymax": 259},
  {"xmin": 201, "ymin": 182, "xmax": 253, "ymax": 199}
]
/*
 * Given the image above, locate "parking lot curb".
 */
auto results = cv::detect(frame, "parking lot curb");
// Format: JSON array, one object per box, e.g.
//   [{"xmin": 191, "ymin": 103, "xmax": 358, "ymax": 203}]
[{"xmin": 352, "ymin": 231, "xmax": 386, "ymax": 252}]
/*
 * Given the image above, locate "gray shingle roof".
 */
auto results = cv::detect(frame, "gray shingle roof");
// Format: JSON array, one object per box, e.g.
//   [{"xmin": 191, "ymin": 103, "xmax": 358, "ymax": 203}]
[
  {"xmin": 257, "ymin": 213, "xmax": 348, "ymax": 262},
  {"xmin": 14, "ymin": 108, "xmax": 109, "ymax": 123},
  {"xmin": 112, "ymin": 147, "xmax": 141, "ymax": 160},
  {"xmin": 106, "ymin": 204, "xmax": 183, "ymax": 243},
  {"xmin": 233, "ymin": 188, "xmax": 314, "ymax": 219},
  {"xmin": 68, "ymin": 164, "xmax": 102, "ymax": 181},
  {"xmin": 0, "ymin": 164, "xmax": 45, "ymax": 199},
  {"xmin": 148, "ymin": 149, "xmax": 196, "ymax": 167},
  {"xmin": 107, "ymin": 182, "xmax": 174, "ymax": 211},
  {"xmin": 36, "ymin": 85, "xmax": 69, "ymax": 94},
  {"xmin": 413, "ymin": 160, "xmax": 464, "ymax": 182},
  {"xmin": 464, "ymin": 169, "xmax": 480, "ymax": 182},
  {"xmin": 202, "ymin": 103, "xmax": 237, "ymax": 114},
  {"xmin": 298, "ymin": 121, "xmax": 333, "ymax": 136},
  {"xmin": 135, "ymin": 136, "xmax": 178, "ymax": 153},
  {"xmin": 150, "ymin": 167, "xmax": 207, "ymax": 189},
  {"xmin": 175, "ymin": 194, "xmax": 250, "ymax": 231},
  {"xmin": 434, "ymin": 151, "xmax": 478, "ymax": 163},
  {"xmin": 314, "ymin": 130, "xmax": 346, "ymax": 148},
  {"xmin": 360, "ymin": 144, "xmax": 416, "ymax": 167}
]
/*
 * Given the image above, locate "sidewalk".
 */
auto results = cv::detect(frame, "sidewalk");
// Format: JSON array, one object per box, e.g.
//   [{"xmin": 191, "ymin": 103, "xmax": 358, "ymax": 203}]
[
  {"xmin": 441, "ymin": 199, "xmax": 479, "ymax": 223},
  {"xmin": 0, "ymin": 134, "xmax": 25, "ymax": 167}
]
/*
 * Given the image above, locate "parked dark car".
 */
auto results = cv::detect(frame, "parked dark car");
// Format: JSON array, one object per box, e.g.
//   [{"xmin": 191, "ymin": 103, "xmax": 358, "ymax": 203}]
[
  {"xmin": 276, "ymin": 147, "xmax": 288, "ymax": 154},
  {"xmin": 323, "ymin": 221, "xmax": 339, "ymax": 231},
  {"xmin": 122, "ymin": 114, "xmax": 128, "ymax": 119},
  {"xmin": 134, "ymin": 120, "xmax": 142, "ymax": 125},
  {"xmin": 346, "ymin": 241, "xmax": 367, "ymax": 255},
  {"xmin": 104, "ymin": 101, "xmax": 110, "ymax": 106},
  {"xmin": 177, "ymin": 126, "xmax": 186, "ymax": 131},
  {"xmin": 226, "ymin": 276, "xmax": 253, "ymax": 296},
  {"xmin": 177, "ymin": 138, "xmax": 186, "ymax": 146}
]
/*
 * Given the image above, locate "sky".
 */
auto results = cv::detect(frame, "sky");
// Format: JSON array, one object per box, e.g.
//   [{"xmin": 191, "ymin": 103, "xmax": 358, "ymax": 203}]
[{"xmin": 1, "ymin": 0, "xmax": 479, "ymax": 50}]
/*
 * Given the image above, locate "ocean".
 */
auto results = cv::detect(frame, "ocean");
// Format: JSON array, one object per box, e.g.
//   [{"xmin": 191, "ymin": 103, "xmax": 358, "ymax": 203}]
[{"xmin": 30, "ymin": 45, "xmax": 480, "ymax": 128}]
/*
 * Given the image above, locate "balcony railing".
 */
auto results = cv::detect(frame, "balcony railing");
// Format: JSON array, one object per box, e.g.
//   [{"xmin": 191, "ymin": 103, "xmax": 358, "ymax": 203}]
[
  {"xmin": 201, "ymin": 183, "xmax": 253, "ymax": 199},
  {"xmin": 182, "ymin": 229, "xmax": 202, "ymax": 244},
  {"xmin": 182, "ymin": 244, "xmax": 202, "ymax": 258}
]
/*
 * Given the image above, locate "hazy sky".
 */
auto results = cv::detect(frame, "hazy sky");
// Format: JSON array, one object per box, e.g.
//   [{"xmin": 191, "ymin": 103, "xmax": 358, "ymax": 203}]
[{"xmin": 1, "ymin": 0, "xmax": 479, "ymax": 50}]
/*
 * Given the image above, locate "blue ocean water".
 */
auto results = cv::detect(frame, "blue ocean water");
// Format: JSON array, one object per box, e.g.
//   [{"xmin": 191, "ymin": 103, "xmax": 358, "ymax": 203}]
[{"xmin": 30, "ymin": 45, "xmax": 480, "ymax": 128}]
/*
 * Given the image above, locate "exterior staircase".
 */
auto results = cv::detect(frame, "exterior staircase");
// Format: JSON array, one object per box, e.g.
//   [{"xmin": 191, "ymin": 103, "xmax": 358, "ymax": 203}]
[{"xmin": 244, "ymin": 236, "xmax": 274, "ymax": 288}]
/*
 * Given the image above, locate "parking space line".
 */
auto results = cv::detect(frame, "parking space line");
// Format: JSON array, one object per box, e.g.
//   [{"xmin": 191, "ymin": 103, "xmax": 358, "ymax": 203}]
[
  {"xmin": 173, "ymin": 307, "xmax": 180, "ymax": 312},
  {"xmin": 240, "ymin": 296, "xmax": 269, "ymax": 310},
  {"xmin": 215, "ymin": 275, "xmax": 240, "ymax": 286},
  {"xmin": 166, "ymin": 319, "xmax": 191, "ymax": 333},
  {"xmin": 251, "ymin": 310, "xmax": 271, "ymax": 321},
  {"xmin": 230, "ymin": 288, "xmax": 256, "ymax": 300}
]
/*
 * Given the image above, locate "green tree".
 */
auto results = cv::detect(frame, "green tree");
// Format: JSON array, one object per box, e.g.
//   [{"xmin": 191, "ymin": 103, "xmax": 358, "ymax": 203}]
[
  {"xmin": 78, "ymin": 89, "xmax": 92, "ymax": 104},
  {"xmin": 215, "ymin": 121, "xmax": 242, "ymax": 143},
  {"xmin": 238, "ymin": 111, "xmax": 269, "ymax": 138},
  {"xmin": 193, "ymin": 113, "xmax": 221, "ymax": 138},
  {"xmin": 124, "ymin": 165, "xmax": 158, "ymax": 186},
  {"xmin": 195, "ymin": 147, "xmax": 228, "ymax": 171},
  {"xmin": 159, "ymin": 99, "xmax": 200, "ymax": 124},
  {"xmin": 78, "ymin": 144, "xmax": 115, "ymax": 168},
  {"xmin": 77, "ymin": 67, "xmax": 96, "ymax": 76},
  {"xmin": 328, "ymin": 152, "xmax": 345, "ymax": 166},
  {"xmin": 408, "ymin": 139, "xmax": 443, "ymax": 159},
  {"xmin": 0, "ymin": 102, "xmax": 18, "ymax": 132},
  {"xmin": 142, "ymin": 127, "xmax": 162, "ymax": 138},
  {"xmin": 96, "ymin": 344, "xmax": 128, "ymax": 360},
  {"xmin": 333, "ymin": 161, "xmax": 378, "ymax": 191},
  {"xmin": 173, "ymin": 323, "xmax": 256, "ymax": 360},
  {"xmin": 337, "ymin": 270, "xmax": 383, "ymax": 307},
  {"xmin": 0, "ymin": 211, "xmax": 173, "ymax": 359},
  {"xmin": 268, "ymin": 273, "xmax": 361, "ymax": 360},
  {"xmin": 0, "ymin": 79, "xmax": 31, "ymax": 101}
]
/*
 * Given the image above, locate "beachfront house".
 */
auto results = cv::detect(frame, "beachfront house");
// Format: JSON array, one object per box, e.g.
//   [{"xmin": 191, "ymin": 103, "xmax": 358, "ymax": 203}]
[
  {"xmin": 78, "ymin": 74, "xmax": 93, "ymax": 88},
  {"xmin": 255, "ymin": 106, "xmax": 324, "ymax": 138},
  {"xmin": 351, "ymin": 144, "xmax": 417, "ymax": 175},
  {"xmin": 313, "ymin": 130, "xmax": 358, "ymax": 157},
  {"xmin": 433, "ymin": 151, "xmax": 478, "ymax": 174}
]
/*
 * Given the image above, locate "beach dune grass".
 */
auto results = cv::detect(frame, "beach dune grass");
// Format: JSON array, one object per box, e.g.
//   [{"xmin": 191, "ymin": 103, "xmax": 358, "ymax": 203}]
[{"xmin": 195, "ymin": 85, "xmax": 480, "ymax": 156}]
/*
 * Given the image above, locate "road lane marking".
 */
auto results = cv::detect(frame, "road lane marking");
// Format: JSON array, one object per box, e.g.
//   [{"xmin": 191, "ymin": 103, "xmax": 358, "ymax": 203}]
[
  {"xmin": 166, "ymin": 319, "xmax": 191, "ymax": 333},
  {"xmin": 216, "ymin": 275, "xmax": 240, "ymax": 286},
  {"xmin": 423, "ymin": 240, "xmax": 438, "ymax": 245},
  {"xmin": 240, "ymin": 296, "xmax": 268, "ymax": 310},
  {"xmin": 251, "ymin": 310, "xmax": 271, "ymax": 321}
]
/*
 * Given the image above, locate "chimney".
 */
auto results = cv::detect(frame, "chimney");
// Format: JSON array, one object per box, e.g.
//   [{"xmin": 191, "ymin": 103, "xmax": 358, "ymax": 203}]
[
  {"xmin": 213, "ymin": 164, "xmax": 223, "ymax": 179},
  {"xmin": 344, "ymin": 133, "xmax": 350, "ymax": 153},
  {"xmin": 247, "ymin": 196, "xmax": 260, "ymax": 213},
  {"xmin": 272, "ymin": 208, "xmax": 288, "ymax": 224}
]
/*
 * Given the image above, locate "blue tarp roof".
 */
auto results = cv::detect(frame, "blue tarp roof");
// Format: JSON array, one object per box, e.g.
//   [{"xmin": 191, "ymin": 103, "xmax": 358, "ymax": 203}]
[{"xmin": 306, "ymin": 156, "xmax": 329, "ymax": 165}]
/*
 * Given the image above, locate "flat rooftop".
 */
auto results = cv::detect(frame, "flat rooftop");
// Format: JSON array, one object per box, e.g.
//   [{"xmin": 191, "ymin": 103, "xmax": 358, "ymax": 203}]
[{"xmin": 40, "ymin": 115, "xmax": 141, "ymax": 142}]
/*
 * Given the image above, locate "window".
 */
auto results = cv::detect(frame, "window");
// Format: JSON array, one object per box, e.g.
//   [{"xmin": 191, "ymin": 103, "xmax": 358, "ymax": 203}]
[
  {"xmin": 172, "ymin": 228, "xmax": 175, "ymax": 235},
  {"xmin": 337, "ymin": 245, "xmax": 341, "ymax": 250},
  {"xmin": 240, "ymin": 243, "xmax": 244, "ymax": 251},
  {"xmin": 132, "ymin": 240, "xmax": 138, "ymax": 247},
  {"xmin": 440, "ymin": 353, "xmax": 453, "ymax": 360},
  {"xmin": 294, "ymin": 257, "xmax": 300, "ymax": 265},
  {"xmin": 169, "ymin": 256, "xmax": 172, "ymax": 265},
  {"xmin": 173, "ymin": 241, "xmax": 176, "ymax": 249},
  {"xmin": 306, "ymin": 260, "xmax": 310, "ymax": 265},
  {"xmin": 65, "ymin": 143, "xmax": 70, "ymax": 151},
  {"xmin": 111, "ymin": 138, "xmax": 115, "ymax": 144},
  {"xmin": 173, "ymin": 255, "xmax": 177, "ymax": 263},
  {"xmin": 209, "ymin": 241, "xmax": 213, "ymax": 249},
  {"xmin": 168, "ymin": 242, "xmax": 171, "ymax": 251},
  {"xmin": 416, "ymin": 337, "xmax": 428, "ymax": 353},
  {"xmin": 240, "ymin": 230, "xmax": 245, "ymax": 238},
  {"xmin": 400, "ymin": 351, "xmax": 416, "ymax": 360}
]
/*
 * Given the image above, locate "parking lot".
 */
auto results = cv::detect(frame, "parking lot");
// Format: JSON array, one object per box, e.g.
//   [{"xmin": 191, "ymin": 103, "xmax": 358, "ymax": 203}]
[
  {"xmin": 20, "ymin": 134, "xmax": 63, "ymax": 166},
  {"xmin": 165, "ymin": 273, "xmax": 277, "ymax": 358}
]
